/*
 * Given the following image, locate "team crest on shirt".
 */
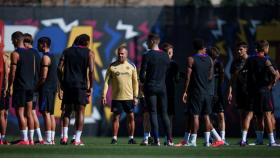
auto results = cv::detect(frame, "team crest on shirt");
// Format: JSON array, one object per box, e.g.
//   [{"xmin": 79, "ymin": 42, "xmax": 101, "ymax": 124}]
[
  {"xmin": 115, "ymin": 71, "xmax": 120, "ymax": 76},
  {"xmin": 126, "ymin": 66, "xmax": 130, "ymax": 70}
]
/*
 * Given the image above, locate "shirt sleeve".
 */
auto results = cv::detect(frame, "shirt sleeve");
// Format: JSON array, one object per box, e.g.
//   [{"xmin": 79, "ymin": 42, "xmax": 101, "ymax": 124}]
[{"xmin": 139, "ymin": 53, "xmax": 148, "ymax": 83}]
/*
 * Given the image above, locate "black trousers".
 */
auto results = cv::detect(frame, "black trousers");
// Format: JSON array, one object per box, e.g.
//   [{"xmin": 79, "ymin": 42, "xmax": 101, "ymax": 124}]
[{"xmin": 144, "ymin": 88, "xmax": 172, "ymax": 142}]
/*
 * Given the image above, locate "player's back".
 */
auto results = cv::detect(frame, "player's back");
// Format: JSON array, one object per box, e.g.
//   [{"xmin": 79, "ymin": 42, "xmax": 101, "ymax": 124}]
[
  {"xmin": 63, "ymin": 46, "xmax": 89, "ymax": 89},
  {"xmin": 189, "ymin": 54, "xmax": 212, "ymax": 95},
  {"xmin": 14, "ymin": 48, "xmax": 35, "ymax": 90}
]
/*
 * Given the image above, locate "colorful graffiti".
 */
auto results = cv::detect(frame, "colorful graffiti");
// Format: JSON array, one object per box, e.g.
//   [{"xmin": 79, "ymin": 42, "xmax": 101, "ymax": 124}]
[{"xmin": 0, "ymin": 6, "xmax": 280, "ymax": 136}]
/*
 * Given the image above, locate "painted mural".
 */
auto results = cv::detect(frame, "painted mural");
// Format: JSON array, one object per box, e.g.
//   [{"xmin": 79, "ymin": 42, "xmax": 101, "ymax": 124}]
[{"xmin": 0, "ymin": 6, "xmax": 279, "ymax": 136}]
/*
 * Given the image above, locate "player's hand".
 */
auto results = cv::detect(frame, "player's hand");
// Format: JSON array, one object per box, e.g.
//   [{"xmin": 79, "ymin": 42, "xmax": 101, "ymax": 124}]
[
  {"xmin": 58, "ymin": 89, "xmax": 63, "ymax": 100},
  {"xmin": 3, "ymin": 90, "xmax": 7, "ymax": 98},
  {"xmin": 182, "ymin": 92, "xmax": 188, "ymax": 104},
  {"xmin": 228, "ymin": 93, "xmax": 232, "ymax": 104},
  {"xmin": 133, "ymin": 97, "xmax": 138, "ymax": 106},
  {"xmin": 7, "ymin": 88, "xmax": 12, "ymax": 97},
  {"xmin": 101, "ymin": 97, "xmax": 107, "ymax": 106}
]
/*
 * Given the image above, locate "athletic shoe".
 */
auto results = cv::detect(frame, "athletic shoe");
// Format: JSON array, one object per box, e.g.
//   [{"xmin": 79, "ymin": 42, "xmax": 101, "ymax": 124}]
[
  {"xmin": 185, "ymin": 142, "xmax": 197, "ymax": 147},
  {"xmin": 223, "ymin": 140, "xmax": 230, "ymax": 146},
  {"xmin": 0, "ymin": 140, "xmax": 3, "ymax": 145},
  {"xmin": 14, "ymin": 140, "xmax": 29, "ymax": 145},
  {"xmin": 128, "ymin": 139, "xmax": 137, "ymax": 144},
  {"xmin": 111, "ymin": 139, "xmax": 117, "ymax": 144},
  {"xmin": 204, "ymin": 142, "xmax": 211, "ymax": 147},
  {"xmin": 44, "ymin": 140, "xmax": 52, "ymax": 145},
  {"xmin": 151, "ymin": 141, "xmax": 160, "ymax": 146},
  {"xmin": 249, "ymin": 140, "xmax": 263, "ymax": 146},
  {"xmin": 72, "ymin": 140, "xmax": 85, "ymax": 146},
  {"xmin": 140, "ymin": 139, "xmax": 148, "ymax": 146},
  {"xmin": 175, "ymin": 140, "xmax": 188, "ymax": 147},
  {"xmin": 269, "ymin": 142, "xmax": 280, "ymax": 147},
  {"xmin": 211, "ymin": 140, "xmax": 224, "ymax": 147},
  {"xmin": 60, "ymin": 137, "xmax": 68, "ymax": 145},
  {"xmin": 165, "ymin": 140, "xmax": 174, "ymax": 146},
  {"xmin": 35, "ymin": 140, "xmax": 45, "ymax": 145},
  {"xmin": 2, "ymin": 140, "xmax": 10, "ymax": 145},
  {"xmin": 71, "ymin": 139, "xmax": 75, "ymax": 144},
  {"xmin": 239, "ymin": 141, "xmax": 247, "ymax": 147},
  {"xmin": 29, "ymin": 140, "xmax": 34, "ymax": 145}
]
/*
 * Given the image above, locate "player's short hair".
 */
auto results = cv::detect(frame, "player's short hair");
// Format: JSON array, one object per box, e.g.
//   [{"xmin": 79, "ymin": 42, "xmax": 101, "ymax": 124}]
[
  {"xmin": 147, "ymin": 33, "xmax": 160, "ymax": 44},
  {"xmin": 117, "ymin": 45, "xmax": 127, "ymax": 53},
  {"xmin": 256, "ymin": 40, "xmax": 269, "ymax": 52},
  {"xmin": 38, "ymin": 36, "xmax": 51, "ymax": 47},
  {"xmin": 161, "ymin": 43, "xmax": 173, "ymax": 53},
  {"xmin": 77, "ymin": 34, "xmax": 90, "ymax": 46},
  {"xmin": 207, "ymin": 46, "xmax": 220, "ymax": 59},
  {"xmin": 193, "ymin": 38, "xmax": 205, "ymax": 51},
  {"xmin": 236, "ymin": 41, "xmax": 248, "ymax": 49},
  {"xmin": 23, "ymin": 33, "xmax": 33, "ymax": 44},
  {"xmin": 12, "ymin": 31, "xmax": 24, "ymax": 41}
]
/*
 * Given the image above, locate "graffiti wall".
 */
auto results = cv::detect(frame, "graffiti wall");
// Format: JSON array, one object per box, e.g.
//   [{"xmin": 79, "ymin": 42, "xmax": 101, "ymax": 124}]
[{"xmin": 0, "ymin": 6, "xmax": 280, "ymax": 137}]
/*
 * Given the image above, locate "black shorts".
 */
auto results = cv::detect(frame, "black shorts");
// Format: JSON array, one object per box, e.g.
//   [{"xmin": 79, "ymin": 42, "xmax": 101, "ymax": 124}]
[
  {"xmin": 188, "ymin": 94, "xmax": 212, "ymax": 115},
  {"xmin": 236, "ymin": 92, "xmax": 253, "ymax": 111},
  {"xmin": 12, "ymin": 89, "xmax": 33, "ymax": 108},
  {"xmin": 167, "ymin": 96, "xmax": 175, "ymax": 115},
  {"xmin": 0, "ymin": 91, "xmax": 10, "ymax": 110},
  {"xmin": 138, "ymin": 97, "xmax": 149, "ymax": 113},
  {"xmin": 253, "ymin": 87, "xmax": 274, "ymax": 116},
  {"xmin": 32, "ymin": 92, "xmax": 39, "ymax": 110},
  {"xmin": 211, "ymin": 95, "xmax": 225, "ymax": 113},
  {"xmin": 111, "ymin": 100, "xmax": 134, "ymax": 114},
  {"xmin": 39, "ymin": 91, "xmax": 56, "ymax": 115},
  {"xmin": 62, "ymin": 88, "xmax": 88, "ymax": 106}
]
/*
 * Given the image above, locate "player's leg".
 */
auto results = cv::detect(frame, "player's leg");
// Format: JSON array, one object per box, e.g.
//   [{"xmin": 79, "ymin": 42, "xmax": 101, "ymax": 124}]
[{"xmin": 73, "ymin": 104, "xmax": 85, "ymax": 145}]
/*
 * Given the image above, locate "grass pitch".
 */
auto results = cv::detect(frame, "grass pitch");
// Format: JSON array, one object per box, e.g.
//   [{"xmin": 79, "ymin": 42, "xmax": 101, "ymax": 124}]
[{"xmin": 0, "ymin": 137, "xmax": 279, "ymax": 158}]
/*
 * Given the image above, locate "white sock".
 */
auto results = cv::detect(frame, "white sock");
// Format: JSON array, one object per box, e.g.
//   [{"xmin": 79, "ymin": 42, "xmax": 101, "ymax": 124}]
[
  {"xmin": 143, "ymin": 132, "xmax": 149, "ymax": 140},
  {"xmin": 72, "ymin": 135, "xmax": 76, "ymax": 140},
  {"xmin": 183, "ymin": 132, "xmax": 190, "ymax": 142},
  {"xmin": 113, "ymin": 136, "xmax": 117, "ymax": 140},
  {"xmin": 51, "ymin": 131, "xmax": 55, "ymax": 141},
  {"xmin": 241, "ymin": 131, "xmax": 247, "ymax": 142},
  {"xmin": 211, "ymin": 128, "xmax": 222, "ymax": 141},
  {"xmin": 0, "ymin": 133, "xmax": 1, "ymax": 139},
  {"xmin": 220, "ymin": 131, "xmax": 226, "ymax": 140},
  {"xmin": 29, "ymin": 130, "xmax": 34, "ymax": 141},
  {"xmin": 190, "ymin": 134, "xmax": 197, "ymax": 144},
  {"xmin": 1, "ymin": 135, "xmax": 6, "ymax": 141},
  {"xmin": 269, "ymin": 133, "xmax": 276, "ymax": 144},
  {"xmin": 75, "ymin": 130, "xmax": 82, "ymax": 142},
  {"xmin": 45, "ymin": 131, "xmax": 52, "ymax": 142},
  {"xmin": 129, "ymin": 136, "xmax": 134, "ymax": 139},
  {"xmin": 63, "ymin": 127, "xmax": 68, "ymax": 138},
  {"xmin": 204, "ymin": 132, "xmax": 210, "ymax": 144},
  {"xmin": 21, "ymin": 129, "xmax": 28, "ymax": 141},
  {"xmin": 36, "ymin": 128, "xmax": 43, "ymax": 141}
]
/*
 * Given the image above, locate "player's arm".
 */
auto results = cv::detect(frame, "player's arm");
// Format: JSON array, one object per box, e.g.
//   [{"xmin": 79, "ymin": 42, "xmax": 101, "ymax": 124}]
[
  {"xmin": 182, "ymin": 56, "xmax": 194, "ymax": 104},
  {"xmin": 101, "ymin": 67, "xmax": 111, "ymax": 105},
  {"xmin": 208, "ymin": 57, "xmax": 214, "ymax": 80},
  {"xmin": 3, "ymin": 55, "xmax": 10, "ymax": 97},
  {"xmin": 139, "ymin": 53, "xmax": 148, "ymax": 84},
  {"xmin": 57, "ymin": 53, "xmax": 65, "ymax": 89},
  {"xmin": 7, "ymin": 51, "xmax": 19, "ymax": 96},
  {"xmin": 36, "ymin": 55, "xmax": 50, "ymax": 90},
  {"xmin": 265, "ymin": 59, "xmax": 279, "ymax": 88},
  {"xmin": 132, "ymin": 66, "xmax": 139, "ymax": 105},
  {"xmin": 87, "ymin": 50, "xmax": 95, "ymax": 95}
]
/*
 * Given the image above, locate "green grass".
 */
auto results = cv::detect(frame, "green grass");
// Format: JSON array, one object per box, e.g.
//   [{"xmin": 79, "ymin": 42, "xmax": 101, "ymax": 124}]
[{"xmin": 0, "ymin": 137, "xmax": 280, "ymax": 158}]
